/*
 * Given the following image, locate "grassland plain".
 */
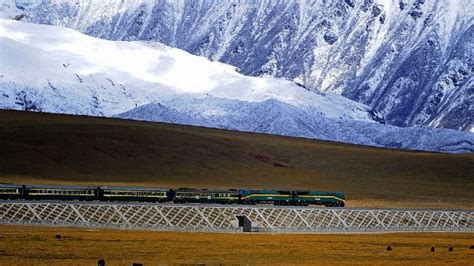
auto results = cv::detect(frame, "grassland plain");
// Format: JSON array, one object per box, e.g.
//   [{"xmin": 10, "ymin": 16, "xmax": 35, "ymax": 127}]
[
  {"xmin": 0, "ymin": 110, "xmax": 473, "ymax": 209},
  {"xmin": 0, "ymin": 225, "xmax": 472, "ymax": 265}
]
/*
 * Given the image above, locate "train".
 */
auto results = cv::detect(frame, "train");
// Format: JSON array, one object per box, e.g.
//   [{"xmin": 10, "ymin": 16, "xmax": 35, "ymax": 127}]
[{"xmin": 0, "ymin": 184, "xmax": 345, "ymax": 207}]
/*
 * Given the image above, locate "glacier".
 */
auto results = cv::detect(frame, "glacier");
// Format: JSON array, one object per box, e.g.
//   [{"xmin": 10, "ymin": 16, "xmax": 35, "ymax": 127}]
[
  {"xmin": 1, "ymin": 0, "xmax": 472, "ymax": 132},
  {"xmin": 0, "ymin": 19, "xmax": 472, "ymax": 153}
]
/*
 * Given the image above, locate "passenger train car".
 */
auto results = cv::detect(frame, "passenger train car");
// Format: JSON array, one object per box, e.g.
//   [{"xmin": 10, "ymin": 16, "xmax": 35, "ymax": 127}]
[
  {"xmin": 101, "ymin": 187, "xmax": 170, "ymax": 202},
  {"xmin": 0, "ymin": 184, "xmax": 345, "ymax": 207},
  {"xmin": 172, "ymin": 188, "xmax": 240, "ymax": 204}
]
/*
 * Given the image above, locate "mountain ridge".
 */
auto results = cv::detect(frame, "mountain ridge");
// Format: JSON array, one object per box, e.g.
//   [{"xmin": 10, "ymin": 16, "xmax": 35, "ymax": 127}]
[{"xmin": 116, "ymin": 99, "xmax": 474, "ymax": 153}]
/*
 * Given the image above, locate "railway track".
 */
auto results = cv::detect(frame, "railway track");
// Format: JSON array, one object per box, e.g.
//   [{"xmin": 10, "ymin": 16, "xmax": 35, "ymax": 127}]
[{"xmin": 0, "ymin": 200, "xmax": 472, "ymax": 233}]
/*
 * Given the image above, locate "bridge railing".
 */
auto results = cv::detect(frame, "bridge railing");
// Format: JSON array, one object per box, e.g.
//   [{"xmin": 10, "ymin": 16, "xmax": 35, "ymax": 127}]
[{"xmin": 0, "ymin": 201, "xmax": 472, "ymax": 233}]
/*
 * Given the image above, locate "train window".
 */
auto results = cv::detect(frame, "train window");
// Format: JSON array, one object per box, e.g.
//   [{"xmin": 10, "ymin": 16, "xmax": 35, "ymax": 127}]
[{"xmin": 0, "ymin": 188, "xmax": 18, "ymax": 194}]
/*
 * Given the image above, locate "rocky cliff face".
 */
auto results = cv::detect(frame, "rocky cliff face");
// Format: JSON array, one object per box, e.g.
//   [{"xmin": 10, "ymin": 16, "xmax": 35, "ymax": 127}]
[{"xmin": 4, "ymin": 0, "xmax": 472, "ymax": 132}]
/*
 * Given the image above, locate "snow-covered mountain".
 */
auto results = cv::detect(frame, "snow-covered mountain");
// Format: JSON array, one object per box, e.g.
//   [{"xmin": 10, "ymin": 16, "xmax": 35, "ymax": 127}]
[
  {"xmin": 1, "ymin": 19, "xmax": 473, "ymax": 153},
  {"xmin": 2, "ymin": 0, "xmax": 472, "ymax": 132}
]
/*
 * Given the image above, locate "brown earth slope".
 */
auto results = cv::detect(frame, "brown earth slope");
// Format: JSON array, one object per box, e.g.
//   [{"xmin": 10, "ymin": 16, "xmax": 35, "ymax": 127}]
[
  {"xmin": 0, "ymin": 110, "xmax": 473, "ymax": 209},
  {"xmin": 0, "ymin": 225, "xmax": 472, "ymax": 265}
]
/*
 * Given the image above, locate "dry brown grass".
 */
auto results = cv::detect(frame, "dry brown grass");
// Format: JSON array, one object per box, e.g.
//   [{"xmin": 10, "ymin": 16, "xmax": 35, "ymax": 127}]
[
  {"xmin": 0, "ymin": 225, "xmax": 472, "ymax": 265},
  {"xmin": 0, "ymin": 110, "xmax": 473, "ymax": 209}
]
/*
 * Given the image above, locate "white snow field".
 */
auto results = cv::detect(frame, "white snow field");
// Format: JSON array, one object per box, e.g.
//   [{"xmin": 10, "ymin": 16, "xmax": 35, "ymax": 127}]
[{"xmin": 0, "ymin": 19, "xmax": 371, "ymax": 120}]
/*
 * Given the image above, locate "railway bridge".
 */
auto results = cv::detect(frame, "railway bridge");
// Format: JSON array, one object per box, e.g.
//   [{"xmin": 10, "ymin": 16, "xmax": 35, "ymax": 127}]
[{"xmin": 0, "ymin": 201, "xmax": 472, "ymax": 233}]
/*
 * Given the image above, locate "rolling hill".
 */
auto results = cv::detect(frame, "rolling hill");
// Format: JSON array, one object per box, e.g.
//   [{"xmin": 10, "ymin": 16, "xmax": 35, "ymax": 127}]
[{"xmin": 0, "ymin": 110, "xmax": 472, "ymax": 209}]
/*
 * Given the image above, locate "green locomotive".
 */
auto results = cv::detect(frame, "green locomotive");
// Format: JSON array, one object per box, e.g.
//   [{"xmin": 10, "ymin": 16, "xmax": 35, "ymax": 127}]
[{"xmin": 239, "ymin": 190, "xmax": 345, "ymax": 207}]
